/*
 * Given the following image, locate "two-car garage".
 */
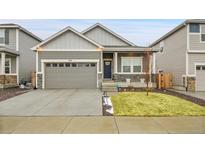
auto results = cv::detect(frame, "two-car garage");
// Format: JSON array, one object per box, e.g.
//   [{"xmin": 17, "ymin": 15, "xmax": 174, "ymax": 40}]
[{"xmin": 44, "ymin": 62, "xmax": 98, "ymax": 89}]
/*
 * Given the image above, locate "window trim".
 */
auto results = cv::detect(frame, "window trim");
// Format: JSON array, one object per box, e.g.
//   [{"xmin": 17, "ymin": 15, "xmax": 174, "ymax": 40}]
[
  {"xmin": 121, "ymin": 57, "xmax": 143, "ymax": 73},
  {"xmin": 5, "ymin": 58, "xmax": 11, "ymax": 74},
  {"xmin": 0, "ymin": 29, "xmax": 5, "ymax": 45}
]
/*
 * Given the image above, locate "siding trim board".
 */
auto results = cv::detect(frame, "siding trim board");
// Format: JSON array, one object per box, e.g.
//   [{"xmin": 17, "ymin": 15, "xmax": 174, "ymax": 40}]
[
  {"xmin": 38, "ymin": 49, "xmax": 102, "ymax": 52},
  {"xmin": 40, "ymin": 59, "xmax": 100, "ymax": 89}
]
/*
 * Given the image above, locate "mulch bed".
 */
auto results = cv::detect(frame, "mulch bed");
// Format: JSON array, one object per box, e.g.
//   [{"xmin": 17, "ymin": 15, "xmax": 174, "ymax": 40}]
[
  {"xmin": 102, "ymin": 88, "xmax": 205, "ymax": 116},
  {"xmin": 0, "ymin": 87, "xmax": 30, "ymax": 102}
]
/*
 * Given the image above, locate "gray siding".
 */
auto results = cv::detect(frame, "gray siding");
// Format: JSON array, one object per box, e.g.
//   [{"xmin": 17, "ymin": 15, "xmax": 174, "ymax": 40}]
[
  {"xmin": 0, "ymin": 28, "xmax": 16, "ymax": 50},
  {"xmin": 19, "ymin": 30, "xmax": 40, "ymax": 82},
  {"xmin": 154, "ymin": 27, "xmax": 187, "ymax": 86},
  {"xmin": 188, "ymin": 53, "xmax": 205, "ymax": 74},
  {"xmin": 42, "ymin": 30, "xmax": 97, "ymax": 49},
  {"xmin": 189, "ymin": 34, "xmax": 205, "ymax": 50},
  {"xmin": 38, "ymin": 51, "xmax": 101, "ymax": 72},
  {"xmin": 84, "ymin": 26, "xmax": 130, "ymax": 46}
]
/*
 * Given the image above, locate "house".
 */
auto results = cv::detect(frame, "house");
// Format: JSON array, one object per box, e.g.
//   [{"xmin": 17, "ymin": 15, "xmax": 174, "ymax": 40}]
[
  {"xmin": 32, "ymin": 23, "xmax": 158, "ymax": 89},
  {"xmin": 0, "ymin": 24, "xmax": 42, "ymax": 88},
  {"xmin": 150, "ymin": 19, "xmax": 205, "ymax": 91}
]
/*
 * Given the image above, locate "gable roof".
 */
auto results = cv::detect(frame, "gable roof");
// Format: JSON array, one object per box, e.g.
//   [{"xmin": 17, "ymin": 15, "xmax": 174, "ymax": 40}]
[
  {"xmin": 0, "ymin": 23, "xmax": 42, "ymax": 42},
  {"xmin": 149, "ymin": 19, "xmax": 205, "ymax": 47},
  {"xmin": 82, "ymin": 23, "xmax": 136, "ymax": 46},
  {"xmin": 32, "ymin": 26, "xmax": 103, "ymax": 50}
]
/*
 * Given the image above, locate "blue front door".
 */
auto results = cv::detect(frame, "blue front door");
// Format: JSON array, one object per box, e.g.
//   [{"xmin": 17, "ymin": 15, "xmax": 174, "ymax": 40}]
[{"xmin": 104, "ymin": 61, "xmax": 112, "ymax": 79}]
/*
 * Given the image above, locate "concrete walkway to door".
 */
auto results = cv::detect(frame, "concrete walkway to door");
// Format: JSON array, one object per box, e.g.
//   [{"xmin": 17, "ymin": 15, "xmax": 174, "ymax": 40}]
[{"xmin": 0, "ymin": 89, "xmax": 102, "ymax": 116}]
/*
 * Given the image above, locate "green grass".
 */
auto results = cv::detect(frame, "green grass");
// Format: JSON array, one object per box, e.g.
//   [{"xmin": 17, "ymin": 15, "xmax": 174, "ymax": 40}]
[{"xmin": 111, "ymin": 92, "xmax": 205, "ymax": 116}]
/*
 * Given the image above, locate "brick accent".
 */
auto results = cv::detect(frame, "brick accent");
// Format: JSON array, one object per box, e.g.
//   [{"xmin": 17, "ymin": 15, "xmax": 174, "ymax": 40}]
[
  {"xmin": 187, "ymin": 76, "xmax": 195, "ymax": 91},
  {"xmin": 37, "ymin": 74, "xmax": 43, "ymax": 89}
]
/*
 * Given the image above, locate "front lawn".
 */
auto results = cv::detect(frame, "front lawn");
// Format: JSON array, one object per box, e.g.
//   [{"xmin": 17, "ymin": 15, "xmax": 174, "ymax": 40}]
[{"xmin": 111, "ymin": 92, "xmax": 205, "ymax": 116}]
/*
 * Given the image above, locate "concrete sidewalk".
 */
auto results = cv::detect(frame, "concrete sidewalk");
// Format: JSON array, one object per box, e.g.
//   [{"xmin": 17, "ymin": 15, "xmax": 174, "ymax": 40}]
[{"xmin": 0, "ymin": 116, "xmax": 204, "ymax": 134}]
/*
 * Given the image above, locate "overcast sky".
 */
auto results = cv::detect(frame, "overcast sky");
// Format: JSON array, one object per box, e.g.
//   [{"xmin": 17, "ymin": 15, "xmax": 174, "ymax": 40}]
[{"xmin": 0, "ymin": 19, "xmax": 185, "ymax": 46}]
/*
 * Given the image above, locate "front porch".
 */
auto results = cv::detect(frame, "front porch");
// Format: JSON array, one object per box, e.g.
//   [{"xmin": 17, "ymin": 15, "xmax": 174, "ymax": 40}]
[
  {"xmin": 101, "ymin": 47, "xmax": 157, "ymax": 90},
  {"xmin": 0, "ymin": 47, "xmax": 19, "ymax": 88}
]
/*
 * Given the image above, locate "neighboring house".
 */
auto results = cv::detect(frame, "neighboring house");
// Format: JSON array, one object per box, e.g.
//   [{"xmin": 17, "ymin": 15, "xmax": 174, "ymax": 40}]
[
  {"xmin": 0, "ymin": 24, "xmax": 42, "ymax": 88},
  {"xmin": 32, "ymin": 23, "xmax": 158, "ymax": 89},
  {"xmin": 150, "ymin": 19, "xmax": 205, "ymax": 91}
]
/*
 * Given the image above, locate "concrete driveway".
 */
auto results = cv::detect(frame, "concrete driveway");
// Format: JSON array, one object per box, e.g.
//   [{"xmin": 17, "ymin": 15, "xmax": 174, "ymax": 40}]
[{"xmin": 0, "ymin": 89, "xmax": 102, "ymax": 116}]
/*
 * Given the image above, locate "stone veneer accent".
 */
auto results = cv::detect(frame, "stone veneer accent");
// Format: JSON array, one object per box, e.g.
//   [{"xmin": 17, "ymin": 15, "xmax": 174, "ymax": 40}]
[
  {"xmin": 37, "ymin": 74, "xmax": 43, "ymax": 89},
  {"xmin": 0, "ymin": 75, "xmax": 17, "ymax": 84},
  {"xmin": 0, "ymin": 75, "xmax": 17, "ymax": 88},
  {"xmin": 98, "ymin": 73, "xmax": 102, "ymax": 88},
  {"xmin": 113, "ymin": 74, "xmax": 157, "ymax": 83},
  {"xmin": 187, "ymin": 76, "xmax": 195, "ymax": 91}
]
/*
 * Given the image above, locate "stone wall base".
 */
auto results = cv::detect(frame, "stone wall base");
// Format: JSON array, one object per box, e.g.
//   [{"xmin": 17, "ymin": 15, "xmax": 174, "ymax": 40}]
[
  {"xmin": 0, "ymin": 75, "xmax": 17, "ymax": 89},
  {"xmin": 187, "ymin": 76, "xmax": 195, "ymax": 91},
  {"xmin": 37, "ymin": 74, "xmax": 43, "ymax": 89},
  {"xmin": 113, "ymin": 74, "xmax": 157, "ymax": 83}
]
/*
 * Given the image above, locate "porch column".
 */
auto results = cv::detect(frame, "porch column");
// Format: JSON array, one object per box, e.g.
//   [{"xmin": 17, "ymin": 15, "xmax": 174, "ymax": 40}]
[
  {"xmin": 1, "ymin": 52, "xmax": 5, "ymax": 74},
  {"xmin": 16, "ymin": 56, "xmax": 19, "ymax": 84},
  {"xmin": 114, "ymin": 52, "xmax": 118, "ymax": 73}
]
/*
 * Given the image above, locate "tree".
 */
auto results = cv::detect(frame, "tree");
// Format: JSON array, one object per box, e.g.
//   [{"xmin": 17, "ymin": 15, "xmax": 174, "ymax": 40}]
[{"xmin": 144, "ymin": 48, "xmax": 152, "ymax": 96}]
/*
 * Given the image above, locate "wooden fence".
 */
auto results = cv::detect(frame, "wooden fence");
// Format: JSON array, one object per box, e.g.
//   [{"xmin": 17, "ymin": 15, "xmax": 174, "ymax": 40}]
[{"xmin": 157, "ymin": 73, "xmax": 173, "ymax": 89}]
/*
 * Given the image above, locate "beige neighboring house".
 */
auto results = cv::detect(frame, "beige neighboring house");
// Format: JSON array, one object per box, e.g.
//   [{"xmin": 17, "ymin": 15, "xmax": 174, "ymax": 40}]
[
  {"xmin": 0, "ymin": 24, "xmax": 42, "ymax": 88},
  {"xmin": 150, "ymin": 19, "xmax": 205, "ymax": 92}
]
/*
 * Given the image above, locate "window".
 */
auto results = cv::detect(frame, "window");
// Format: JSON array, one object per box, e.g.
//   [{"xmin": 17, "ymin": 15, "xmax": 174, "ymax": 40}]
[
  {"xmin": 91, "ymin": 63, "xmax": 96, "ymax": 67},
  {"xmin": 133, "ymin": 58, "xmax": 142, "ymax": 72},
  {"xmin": 5, "ymin": 58, "xmax": 11, "ymax": 74},
  {"xmin": 65, "ymin": 63, "xmax": 70, "ymax": 67},
  {"xmin": 72, "ymin": 63, "xmax": 77, "ymax": 67},
  {"xmin": 196, "ymin": 66, "xmax": 201, "ymax": 70},
  {"xmin": 0, "ymin": 29, "xmax": 5, "ymax": 44},
  {"xmin": 46, "ymin": 63, "xmax": 51, "ymax": 67},
  {"xmin": 122, "ymin": 58, "xmax": 131, "ymax": 72},
  {"xmin": 0, "ymin": 29, "xmax": 9, "ymax": 44},
  {"xmin": 122, "ymin": 57, "xmax": 142, "ymax": 73},
  {"xmin": 189, "ymin": 24, "xmax": 200, "ymax": 33},
  {"xmin": 85, "ymin": 63, "xmax": 90, "ymax": 67},
  {"xmin": 52, "ymin": 63, "xmax": 58, "ymax": 67},
  {"xmin": 202, "ymin": 66, "xmax": 205, "ymax": 70},
  {"xmin": 59, "ymin": 63, "xmax": 64, "ymax": 67},
  {"xmin": 201, "ymin": 34, "xmax": 205, "ymax": 42}
]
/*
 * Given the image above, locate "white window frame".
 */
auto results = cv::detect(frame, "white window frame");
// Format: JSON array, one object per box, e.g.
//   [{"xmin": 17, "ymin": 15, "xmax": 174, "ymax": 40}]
[
  {"xmin": 0, "ymin": 29, "xmax": 5, "ymax": 45},
  {"xmin": 121, "ymin": 57, "xmax": 143, "ymax": 73},
  {"xmin": 5, "ymin": 58, "xmax": 11, "ymax": 74}
]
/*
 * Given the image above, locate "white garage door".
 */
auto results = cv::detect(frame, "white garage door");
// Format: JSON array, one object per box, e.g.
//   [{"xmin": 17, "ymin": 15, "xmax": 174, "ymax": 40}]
[
  {"xmin": 45, "ymin": 62, "xmax": 97, "ymax": 89},
  {"xmin": 196, "ymin": 65, "xmax": 205, "ymax": 91}
]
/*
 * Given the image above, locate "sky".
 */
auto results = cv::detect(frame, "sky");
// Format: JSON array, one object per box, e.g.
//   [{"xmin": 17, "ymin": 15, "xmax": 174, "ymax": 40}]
[{"xmin": 0, "ymin": 19, "xmax": 185, "ymax": 46}]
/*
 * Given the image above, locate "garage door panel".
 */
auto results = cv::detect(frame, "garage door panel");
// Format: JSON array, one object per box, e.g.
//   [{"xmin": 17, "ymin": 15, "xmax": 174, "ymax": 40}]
[{"xmin": 45, "ymin": 63, "xmax": 97, "ymax": 89}]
